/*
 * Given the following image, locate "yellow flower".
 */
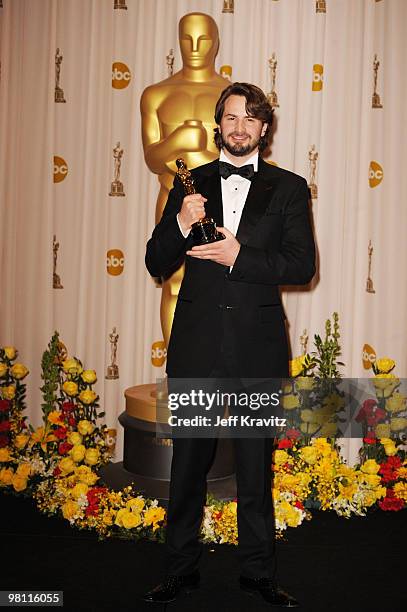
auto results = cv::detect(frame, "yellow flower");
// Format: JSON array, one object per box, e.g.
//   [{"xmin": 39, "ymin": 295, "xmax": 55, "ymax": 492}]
[
  {"xmin": 373, "ymin": 376, "xmax": 399, "ymax": 397},
  {"xmin": 363, "ymin": 490, "xmax": 378, "ymax": 507},
  {"xmin": 361, "ymin": 473, "xmax": 381, "ymax": 487},
  {"xmin": 78, "ymin": 420, "xmax": 94, "ymax": 436},
  {"xmin": 0, "ymin": 467, "xmax": 14, "ymax": 485},
  {"xmin": 386, "ymin": 393, "xmax": 406, "ymax": 413},
  {"xmin": 81, "ymin": 370, "xmax": 97, "ymax": 384},
  {"xmin": 339, "ymin": 482, "xmax": 357, "ymax": 500},
  {"xmin": 62, "ymin": 358, "xmax": 83, "ymax": 376},
  {"xmin": 360, "ymin": 459, "xmax": 380, "ymax": 475},
  {"xmin": 70, "ymin": 444, "xmax": 86, "ymax": 463},
  {"xmin": 75, "ymin": 465, "xmax": 99, "ymax": 485},
  {"xmin": 115, "ymin": 508, "xmax": 129, "ymax": 527},
  {"xmin": 375, "ymin": 423, "xmax": 391, "ymax": 438},
  {"xmin": 0, "ymin": 363, "xmax": 8, "ymax": 377},
  {"xmin": 295, "ymin": 377, "xmax": 314, "ymax": 391},
  {"xmin": 390, "ymin": 418, "xmax": 407, "ymax": 432},
  {"xmin": 62, "ymin": 381, "xmax": 78, "ymax": 396},
  {"xmin": 3, "ymin": 347, "xmax": 17, "ymax": 360},
  {"xmin": 84, "ymin": 447, "xmax": 100, "ymax": 466},
  {"xmin": 126, "ymin": 497, "xmax": 145, "ymax": 512},
  {"xmin": 312, "ymin": 438, "xmax": 332, "ymax": 455},
  {"xmin": 0, "ymin": 448, "xmax": 12, "ymax": 462},
  {"xmin": 14, "ymin": 434, "xmax": 29, "ymax": 450},
  {"xmin": 380, "ymin": 438, "xmax": 398, "ymax": 456},
  {"xmin": 300, "ymin": 446, "xmax": 318, "ymax": 465},
  {"xmin": 289, "ymin": 357, "xmax": 304, "ymax": 377},
  {"xmin": 79, "ymin": 389, "xmax": 97, "ymax": 405},
  {"xmin": 47, "ymin": 410, "xmax": 64, "ymax": 425},
  {"xmin": 59, "ymin": 457, "xmax": 76, "ymax": 475},
  {"xmin": 10, "ymin": 363, "xmax": 29, "ymax": 380},
  {"xmin": 300, "ymin": 422, "xmax": 319, "ymax": 435},
  {"xmin": 319, "ymin": 422, "xmax": 338, "ymax": 437},
  {"xmin": 143, "ymin": 506, "xmax": 166, "ymax": 531},
  {"xmin": 62, "ymin": 500, "xmax": 80, "ymax": 520},
  {"xmin": 16, "ymin": 463, "xmax": 31, "ymax": 478},
  {"xmin": 393, "ymin": 482, "xmax": 407, "ymax": 502},
  {"xmin": 1, "ymin": 385, "xmax": 16, "ymax": 400},
  {"xmin": 122, "ymin": 511, "xmax": 142, "ymax": 529},
  {"xmin": 322, "ymin": 393, "xmax": 344, "ymax": 413},
  {"xmin": 12, "ymin": 474, "xmax": 27, "ymax": 492},
  {"xmin": 396, "ymin": 467, "xmax": 407, "ymax": 479},
  {"xmin": 282, "ymin": 394, "xmax": 300, "ymax": 410},
  {"xmin": 68, "ymin": 432, "xmax": 83, "ymax": 446},
  {"xmin": 375, "ymin": 358, "xmax": 395, "ymax": 374},
  {"xmin": 273, "ymin": 450, "xmax": 289, "ymax": 466},
  {"xmin": 71, "ymin": 482, "xmax": 89, "ymax": 499},
  {"xmin": 301, "ymin": 409, "xmax": 319, "ymax": 424}
]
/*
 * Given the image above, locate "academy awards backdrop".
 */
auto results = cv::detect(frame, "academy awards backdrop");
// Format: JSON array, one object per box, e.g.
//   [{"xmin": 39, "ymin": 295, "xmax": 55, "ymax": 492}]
[{"xmin": 0, "ymin": 0, "xmax": 406, "ymax": 462}]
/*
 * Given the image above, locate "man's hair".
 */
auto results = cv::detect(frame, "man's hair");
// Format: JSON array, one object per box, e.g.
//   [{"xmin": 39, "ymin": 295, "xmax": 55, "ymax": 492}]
[{"xmin": 214, "ymin": 82, "xmax": 274, "ymax": 153}]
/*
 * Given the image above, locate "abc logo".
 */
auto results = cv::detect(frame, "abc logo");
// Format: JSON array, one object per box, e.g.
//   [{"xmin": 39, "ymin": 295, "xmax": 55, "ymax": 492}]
[
  {"xmin": 112, "ymin": 62, "xmax": 131, "ymax": 89},
  {"xmin": 151, "ymin": 341, "xmax": 167, "ymax": 367},
  {"xmin": 312, "ymin": 64, "xmax": 324, "ymax": 91},
  {"xmin": 106, "ymin": 249, "xmax": 124, "ymax": 275},
  {"xmin": 220, "ymin": 65, "xmax": 232, "ymax": 79},
  {"xmin": 362, "ymin": 343, "xmax": 377, "ymax": 370},
  {"xmin": 53, "ymin": 156, "xmax": 68, "ymax": 183},
  {"xmin": 369, "ymin": 161, "xmax": 383, "ymax": 188}
]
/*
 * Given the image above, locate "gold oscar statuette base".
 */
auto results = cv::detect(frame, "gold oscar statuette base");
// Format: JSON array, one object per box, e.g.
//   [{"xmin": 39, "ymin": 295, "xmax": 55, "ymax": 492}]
[
  {"xmin": 366, "ymin": 278, "xmax": 376, "ymax": 294},
  {"xmin": 55, "ymin": 87, "xmax": 66, "ymax": 103},
  {"xmin": 109, "ymin": 181, "xmax": 125, "ymax": 196},
  {"xmin": 309, "ymin": 183, "xmax": 318, "ymax": 199},
  {"xmin": 106, "ymin": 365, "xmax": 119, "ymax": 380},
  {"xmin": 372, "ymin": 93, "xmax": 383, "ymax": 109},
  {"xmin": 267, "ymin": 91, "xmax": 279, "ymax": 108}
]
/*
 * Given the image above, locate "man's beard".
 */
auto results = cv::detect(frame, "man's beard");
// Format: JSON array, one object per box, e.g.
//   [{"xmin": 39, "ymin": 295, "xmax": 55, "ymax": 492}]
[{"xmin": 220, "ymin": 132, "xmax": 261, "ymax": 157}]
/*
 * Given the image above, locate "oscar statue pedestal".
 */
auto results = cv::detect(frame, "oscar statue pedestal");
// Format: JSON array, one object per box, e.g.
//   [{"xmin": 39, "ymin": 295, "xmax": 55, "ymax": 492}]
[{"xmin": 99, "ymin": 383, "xmax": 236, "ymax": 505}]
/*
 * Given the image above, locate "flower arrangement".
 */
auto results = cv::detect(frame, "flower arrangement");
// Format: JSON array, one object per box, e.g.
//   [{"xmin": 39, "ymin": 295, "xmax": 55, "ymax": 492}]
[{"xmin": 0, "ymin": 328, "xmax": 406, "ymax": 547}]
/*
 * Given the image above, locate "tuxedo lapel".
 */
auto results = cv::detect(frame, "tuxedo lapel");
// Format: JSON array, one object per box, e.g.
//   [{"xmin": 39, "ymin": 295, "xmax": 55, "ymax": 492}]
[
  {"xmin": 236, "ymin": 159, "xmax": 280, "ymax": 245},
  {"xmin": 197, "ymin": 165, "xmax": 223, "ymax": 227}
]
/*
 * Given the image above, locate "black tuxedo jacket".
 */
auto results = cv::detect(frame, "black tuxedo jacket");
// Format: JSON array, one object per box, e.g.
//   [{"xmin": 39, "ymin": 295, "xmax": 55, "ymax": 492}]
[{"xmin": 145, "ymin": 157, "xmax": 315, "ymax": 378}]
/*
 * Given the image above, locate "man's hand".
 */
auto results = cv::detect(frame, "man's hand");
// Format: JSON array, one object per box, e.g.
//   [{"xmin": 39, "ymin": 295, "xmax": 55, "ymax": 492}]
[
  {"xmin": 186, "ymin": 227, "xmax": 241, "ymax": 266},
  {"xmin": 178, "ymin": 194, "xmax": 207, "ymax": 234}
]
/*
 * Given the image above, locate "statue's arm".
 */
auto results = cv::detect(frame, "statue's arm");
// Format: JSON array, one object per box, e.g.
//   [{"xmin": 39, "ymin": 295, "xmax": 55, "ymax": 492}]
[{"xmin": 140, "ymin": 87, "xmax": 207, "ymax": 175}]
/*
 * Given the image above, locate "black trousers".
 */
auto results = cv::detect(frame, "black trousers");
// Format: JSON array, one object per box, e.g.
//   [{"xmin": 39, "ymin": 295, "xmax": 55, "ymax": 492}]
[{"xmin": 165, "ymin": 346, "xmax": 277, "ymax": 578}]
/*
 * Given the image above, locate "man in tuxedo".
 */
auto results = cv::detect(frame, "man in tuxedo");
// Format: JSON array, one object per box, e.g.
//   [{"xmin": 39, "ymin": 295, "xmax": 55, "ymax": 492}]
[{"xmin": 144, "ymin": 82, "xmax": 315, "ymax": 607}]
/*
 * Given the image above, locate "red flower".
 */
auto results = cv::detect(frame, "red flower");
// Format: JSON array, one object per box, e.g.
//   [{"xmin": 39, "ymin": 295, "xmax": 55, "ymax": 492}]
[
  {"xmin": 54, "ymin": 427, "xmax": 68, "ymax": 440},
  {"xmin": 379, "ymin": 457, "xmax": 402, "ymax": 484},
  {"xmin": 0, "ymin": 420, "xmax": 11, "ymax": 432},
  {"xmin": 58, "ymin": 441, "xmax": 73, "ymax": 455},
  {"xmin": 286, "ymin": 429, "xmax": 301, "ymax": 440},
  {"xmin": 278, "ymin": 438, "xmax": 294, "ymax": 449},
  {"xmin": 85, "ymin": 504, "xmax": 99, "ymax": 517},
  {"xmin": 294, "ymin": 500, "xmax": 304, "ymax": 510},
  {"xmin": 68, "ymin": 417, "xmax": 77, "ymax": 427},
  {"xmin": 87, "ymin": 487, "xmax": 107, "ymax": 504},
  {"xmin": 363, "ymin": 436, "xmax": 377, "ymax": 445},
  {"xmin": 356, "ymin": 400, "xmax": 386, "ymax": 426},
  {"xmin": 0, "ymin": 399, "xmax": 11, "ymax": 413},
  {"xmin": 62, "ymin": 402, "xmax": 75, "ymax": 413},
  {"xmin": 53, "ymin": 466, "xmax": 62, "ymax": 477},
  {"xmin": 378, "ymin": 489, "xmax": 405, "ymax": 511},
  {"xmin": 0, "ymin": 433, "xmax": 9, "ymax": 447}
]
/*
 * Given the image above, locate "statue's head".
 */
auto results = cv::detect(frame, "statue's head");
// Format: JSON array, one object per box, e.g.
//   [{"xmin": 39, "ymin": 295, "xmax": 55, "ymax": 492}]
[{"xmin": 179, "ymin": 13, "xmax": 219, "ymax": 70}]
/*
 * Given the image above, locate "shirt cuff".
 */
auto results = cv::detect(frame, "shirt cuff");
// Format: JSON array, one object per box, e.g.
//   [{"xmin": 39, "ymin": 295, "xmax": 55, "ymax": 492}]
[{"xmin": 176, "ymin": 213, "xmax": 190, "ymax": 238}]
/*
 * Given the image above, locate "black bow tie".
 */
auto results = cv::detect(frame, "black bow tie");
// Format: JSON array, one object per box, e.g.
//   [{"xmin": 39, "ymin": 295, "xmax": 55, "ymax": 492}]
[{"xmin": 219, "ymin": 161, "xmax": 255, "ymax": 181}]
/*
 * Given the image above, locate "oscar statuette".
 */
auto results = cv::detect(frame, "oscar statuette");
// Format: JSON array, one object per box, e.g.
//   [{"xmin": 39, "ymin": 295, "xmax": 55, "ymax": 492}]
[{"xmin": 176, "ymin": 158, "xmax": 225, "ymax": 245}]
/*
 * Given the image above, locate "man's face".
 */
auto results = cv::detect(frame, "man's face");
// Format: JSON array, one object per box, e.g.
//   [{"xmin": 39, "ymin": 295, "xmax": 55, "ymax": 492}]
[
  {"xmin": 179, "ymin": 15, "xmax": 218, "ymax": 69},
  {"xmin": 219, "ymin": 95, "xmax": 267, "ymax": 158}
]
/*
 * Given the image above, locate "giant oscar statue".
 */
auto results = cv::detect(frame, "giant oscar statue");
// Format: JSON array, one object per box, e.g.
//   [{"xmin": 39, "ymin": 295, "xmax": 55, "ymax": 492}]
[
  {"xmin": 118, "ymin": 13, "xmax": 234, "ymax": 501},
  {"xmin": 140, "ymin": 12, "xmax": 227, "ymax": 346}
]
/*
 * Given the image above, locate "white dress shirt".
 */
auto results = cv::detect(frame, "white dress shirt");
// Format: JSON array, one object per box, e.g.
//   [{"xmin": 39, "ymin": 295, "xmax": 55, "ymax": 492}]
[{"xmin": 176, "ymin": 150, "xmax": 258, "ymax": 239}]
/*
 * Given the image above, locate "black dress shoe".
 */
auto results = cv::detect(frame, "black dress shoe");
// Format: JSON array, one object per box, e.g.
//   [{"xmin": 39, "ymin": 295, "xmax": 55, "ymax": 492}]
[
  {"xmin": 239, "ymin": 576, "xmax": 299, "ymax": 607},
  {"xmin": 143, "ymin": 570, "xmax": 200, "ymax": 603}
]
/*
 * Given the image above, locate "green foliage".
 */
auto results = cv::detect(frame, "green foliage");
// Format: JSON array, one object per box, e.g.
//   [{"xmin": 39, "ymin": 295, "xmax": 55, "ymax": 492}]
[{"xmin": 40, "ymin": 332, "xmax": 62, "ymax": 419}]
